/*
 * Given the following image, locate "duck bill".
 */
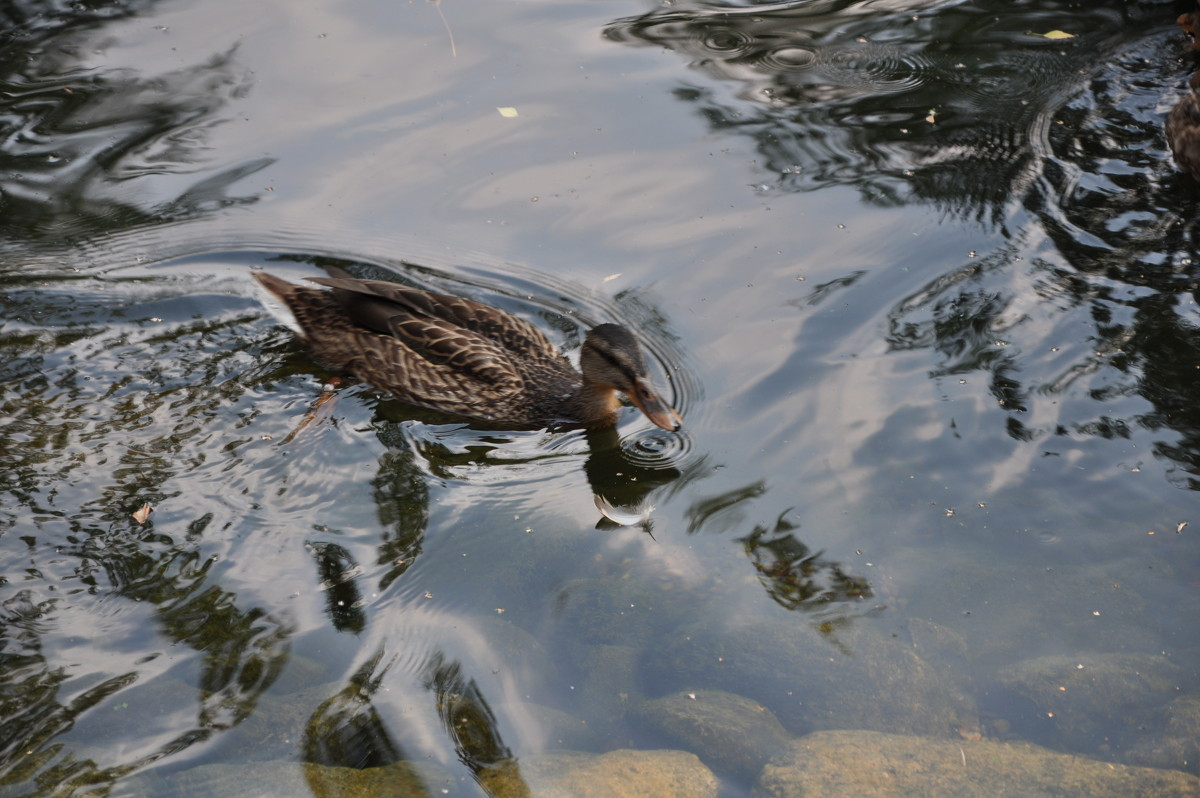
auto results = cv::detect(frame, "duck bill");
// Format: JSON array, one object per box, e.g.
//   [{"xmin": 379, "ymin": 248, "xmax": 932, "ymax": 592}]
[{"xmin": 629, "ymin": 379, "xmax": 683, "ymax": 432}]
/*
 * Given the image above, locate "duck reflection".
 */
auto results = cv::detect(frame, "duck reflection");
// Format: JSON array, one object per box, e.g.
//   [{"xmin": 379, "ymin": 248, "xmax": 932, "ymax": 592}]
[
  {"xmin": 364, "ymin": 405, "xmax": 691, "ymax": 534},
  {"xmin": 584, "ymin": 427, "xmax": 683, "ymax": 533}
]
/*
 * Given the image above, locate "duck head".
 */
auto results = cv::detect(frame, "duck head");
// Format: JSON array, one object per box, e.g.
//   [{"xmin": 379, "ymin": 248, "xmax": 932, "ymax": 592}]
[{"xmin": 580, "ymin": 323, "xmax": 682, "ymax": 432}]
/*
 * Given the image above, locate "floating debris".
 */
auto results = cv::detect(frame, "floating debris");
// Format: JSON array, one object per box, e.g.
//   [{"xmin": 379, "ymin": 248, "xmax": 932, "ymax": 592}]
[
  {"xmin": 131, "ymin": 503, "xmax": 153, "ymax": 525},
  {"xmin": 1032, "ymin": 30, "xmax": 1076, "ymax": 40}
]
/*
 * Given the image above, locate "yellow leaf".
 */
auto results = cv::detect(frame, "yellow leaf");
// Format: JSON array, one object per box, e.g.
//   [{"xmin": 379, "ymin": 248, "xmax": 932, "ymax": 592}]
[
  {"xmin": 1035, "ymin": 30, "xmax": 1075, "ymax": 40},
  {"xmin": 497, "ymin": 107, "xmax": 519, "ymax": 118}
]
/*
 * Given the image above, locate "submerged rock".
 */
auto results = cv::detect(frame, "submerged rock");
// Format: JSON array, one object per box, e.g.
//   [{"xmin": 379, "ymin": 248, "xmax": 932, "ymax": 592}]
[
  {"xmin": 643, "ymin": 618, "xmax": 977, "ymax": 737},
  {"xmin": 483, "ymin": 749, "xmax": 719, "ymax": 798},
  {"xmin": 123, "ymin": 749, "xmax": 717, "ymax": 798},
  {"xmin": 992, "ymin": 653, "xmax": 1190, "ymax": 753},
  {"xmin": 122, "ymin": 759, "xmax": 452, "ymax": 798},
  {"xmin": 1121, "ymin": 695, "xmax": 1200, "ymax": 775},
  {"xmin": 575, "ymin": 643, "xmax": 642, "ymax": 738},
  {"xmin": 756, "ymin": 730, "xmax": 1200, "ymax": 798},
  {"xmin": 496, "ymin": 700, "xmax": 607, "ymax": 753},
  {"xmin": 632, "ymin": 688, "xmax": 793, "ymax": 780}
]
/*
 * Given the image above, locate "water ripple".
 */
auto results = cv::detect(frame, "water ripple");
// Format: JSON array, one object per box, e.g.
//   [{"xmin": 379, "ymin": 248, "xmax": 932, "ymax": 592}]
[
  {"xmin": 620, "ymin": 427, "xmax": 694, "ymax": 470},
  {"xmin": 604, "ymin": 0, "xmax": 1142, "ymax": 225}
]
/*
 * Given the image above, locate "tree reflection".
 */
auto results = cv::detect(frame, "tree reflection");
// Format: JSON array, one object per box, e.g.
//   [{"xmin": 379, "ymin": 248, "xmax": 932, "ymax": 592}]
[
  {"xmin": 602, "ymin": 0, "xmax": 1121, "ymax": 224},
  {"xmin": 310, "ymin": 541, "xmax": 368, "ymax": 635},
  {"xmin": 297, "ymin": 645, "xmax": 533, "ymax": 796},
  {"xmin": 304, "ymin": 650, "xmax": 406, "ymax": 770},
  {"xmin": 686, "ymin": 479, "xmax": 766, "ymax": 535},
  {"xmin": 737, "ymin": 510, "xmax": 871, "ymax": 614},
  {"xmin": 423, "ymin": 653, "xmax": 517, "ymax": 775},
  {"xmin": 0, "ymin": 0, "xmax": 270, "ymax": 246},
  {"xmin": 0, "ymin": 591, "xmax": 76, "ymax": 786},
  {"xmin": 684, "ymin": 482, "xmax": 874, "ymax": 618},
  {"xmin": 0, "ymin": 519, "xmax": 294, "ymax": 790},
  {"xmin": 0, "ymin": 275, "xmax": 294, "ymax": 791},
  {"xmin": 609, "ymin": 0, "xmax": 1200, "ymax": 487}
]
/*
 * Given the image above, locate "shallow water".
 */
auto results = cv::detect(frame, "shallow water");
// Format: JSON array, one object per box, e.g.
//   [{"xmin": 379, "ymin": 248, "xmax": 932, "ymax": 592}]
[{"xmin": 2, "ymin": 0, "xmax": 1200, "ymax": 795}]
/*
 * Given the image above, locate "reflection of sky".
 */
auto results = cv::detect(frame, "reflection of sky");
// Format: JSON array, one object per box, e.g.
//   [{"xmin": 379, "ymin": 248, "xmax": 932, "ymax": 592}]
[
  {"xmin": 40, "ymin": 0, "xmax": 764, "ymax": 263},
  {"xmin": 8, "ymin": 0, "xmax": 1188, "ymax": 538}
]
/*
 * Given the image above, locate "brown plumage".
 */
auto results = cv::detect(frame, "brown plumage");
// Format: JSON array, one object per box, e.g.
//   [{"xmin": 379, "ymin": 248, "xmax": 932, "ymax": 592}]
[
  {"xmin": 1180, "ymin": 11, "xmax": 1200, "ymax": 51},
  {"xmin": 1167, "ymin": 72, "xmax": 1200, "ymax": 181},
  {"xmin": 254, "ymin": 272, "xmax": 682, "ymax": 431}
]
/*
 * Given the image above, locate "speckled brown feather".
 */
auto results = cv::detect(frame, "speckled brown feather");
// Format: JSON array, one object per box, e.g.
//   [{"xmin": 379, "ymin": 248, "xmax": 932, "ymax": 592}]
[
  {"xmin": 1180, "ymin": 12, "xmax": 1200, "ymax": 52},
  {"xmin": 255, "ymin": 272, "xmax": 586, "ymax": 425},
  {"xmin": 308, "ymin": 276, "xmax": 564, "ymax": 370},
  {"xmin": 1167, "ymin": 73, "xmax": 1200, "ymax": 181}
]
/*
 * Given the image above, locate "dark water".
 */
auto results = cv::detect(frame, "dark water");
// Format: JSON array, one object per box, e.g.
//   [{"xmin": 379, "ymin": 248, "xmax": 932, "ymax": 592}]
[{"xmin": 2, "ymin": 0, "xmax": 1199, "ymax": 795}]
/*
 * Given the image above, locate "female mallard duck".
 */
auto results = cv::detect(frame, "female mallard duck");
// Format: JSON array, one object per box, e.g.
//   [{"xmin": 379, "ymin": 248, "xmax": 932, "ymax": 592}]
[
  {"xmin": 255, "ymin": 272, "xmax": 682, "ymax": 431},
  {"xmin": 1176, "ymin": 10, "xmax": 1195, "ymax": 49},
  {"xmin": 1180, "ymin": 10, "xmax": 1200, "ymax": 51},
  {"xmin": 1167, "ymin": 71, "xmax": 1200, "ymax": 181}
]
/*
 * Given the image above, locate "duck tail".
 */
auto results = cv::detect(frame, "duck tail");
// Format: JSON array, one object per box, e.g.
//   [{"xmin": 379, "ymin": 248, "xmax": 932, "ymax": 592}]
[
  {"xmin": 252, "ymin": 271, "xmax": 307, "ymax": 336},
  {"xmin": 253, "ymin": 271, "xmax": 297, "ymax": 300}
]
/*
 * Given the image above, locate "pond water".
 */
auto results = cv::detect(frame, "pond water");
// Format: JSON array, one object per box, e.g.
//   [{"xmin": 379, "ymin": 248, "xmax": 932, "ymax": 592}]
[{"xmin": 2, "ymin": 0, "xmax": 1200, "ymax": 796}]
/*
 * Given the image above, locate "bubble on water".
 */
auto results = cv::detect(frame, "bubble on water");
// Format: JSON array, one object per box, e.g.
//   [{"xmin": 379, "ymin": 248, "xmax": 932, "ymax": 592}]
[
  {"xmin": 702, "ymin": 29, "xmax": 754, "ymax": 56},
  {"xmin": 760, "ymin": 45, "xmax": 816, "ymax": 69}
]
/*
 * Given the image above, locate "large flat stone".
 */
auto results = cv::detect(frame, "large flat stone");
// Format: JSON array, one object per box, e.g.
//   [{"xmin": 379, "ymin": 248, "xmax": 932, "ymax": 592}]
[{"xmin": 756, "ymin": 730, "xmax": 1200, "ymax": 798}]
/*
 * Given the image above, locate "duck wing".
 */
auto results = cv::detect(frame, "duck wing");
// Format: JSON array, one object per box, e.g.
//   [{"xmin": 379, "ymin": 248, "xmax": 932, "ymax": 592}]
[
  {"xmin": 300, "ymin": 277, "xmax": 532, "ymax": 393},
  {"xmin": 1168, "ymin": 94, "xmax": 1200, "ymax": 181},
  {"xmin": 308, "ymin": 277, "xmax": 563, "ymax": 364}
]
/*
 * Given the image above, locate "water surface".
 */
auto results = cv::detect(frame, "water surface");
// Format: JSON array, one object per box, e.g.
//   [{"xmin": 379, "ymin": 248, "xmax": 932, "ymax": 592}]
[{"xmin": 2, "ymin": 0, "xmax": 1199, "ymax": 795}]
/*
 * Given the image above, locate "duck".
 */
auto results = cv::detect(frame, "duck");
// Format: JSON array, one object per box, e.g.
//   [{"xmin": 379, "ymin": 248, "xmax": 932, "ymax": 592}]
[
  {"xmin": 1180, "ymin": 10, "xmax": 1200, "ymax": 51},
  {"xmin": 254, "ymin": 271, "xmax": 682, "ymax": 431},
  {"xmin": 1166, "ymin": 71, "xmax": 1200, "ymax": 181}
]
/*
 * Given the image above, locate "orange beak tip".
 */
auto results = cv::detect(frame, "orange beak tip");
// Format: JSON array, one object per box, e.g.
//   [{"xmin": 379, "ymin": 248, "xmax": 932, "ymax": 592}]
[
  {"xmin": 650, "ymin": 414, "xmax": 681, "ymax": 432},
  {"xmin": 628, "ymin": 378, "xmax": 682, "ymax": 432}
]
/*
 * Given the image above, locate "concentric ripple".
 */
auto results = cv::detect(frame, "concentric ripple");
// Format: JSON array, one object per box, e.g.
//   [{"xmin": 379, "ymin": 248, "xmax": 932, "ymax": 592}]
[
  {"xmin": 620, "ymin": 427, "xmax": 694, "ymax": 470},
  {"xmin": 757, "ymin": 44, "xmax": 935, "ymax": 95},
  {"xmin": 702, "ymin": 28, "xmax": 756, "ymax": 56}
]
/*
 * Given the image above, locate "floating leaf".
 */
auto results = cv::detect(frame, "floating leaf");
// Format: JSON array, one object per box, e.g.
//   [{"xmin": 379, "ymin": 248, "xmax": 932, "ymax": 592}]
[
  {"xmin": 497, "ymin": 107, "xmax": 519, "ymax": 118},
  {"xmin": 132, "ymin": 503, "xmax": 153, "ymax": 525},
  {"xmin": 1033, "ymin": 30, "xmax": 1075, "ymax": 39}
]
